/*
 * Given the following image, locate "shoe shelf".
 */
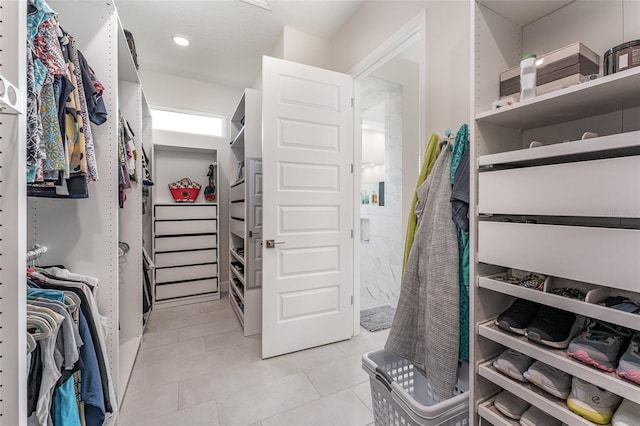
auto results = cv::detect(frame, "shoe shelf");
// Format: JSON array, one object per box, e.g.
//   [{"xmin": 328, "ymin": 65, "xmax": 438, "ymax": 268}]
[
  {"xmin": 230, "ymin": 277, "xmax": 245, "ymax": 303},
  {"xmin": 230, "ymin": 265, "xmax": 246, "ymax": 288},
  {"xmin": 230, "ymin": 289, "xmax": 244, "ymax": 326},
  {"xmin": 478, "ymin": 276, "xmax": 640, "ymax": 333},
  {"xmin": 477, "ymin": 398, "xmax": 520, "ymax": 426},
  {"xmin": 478, "ymin": 131, "xmax": 640, "ymax": 169},
  {"xmin": 230, "ymin": 248, "xmax": 245, "ymax": 266},
  {"xmin": 479, "ymin": 321, "xmax": 640, "ymax": 404},
  {"xmin": 475, "ymin": 67, "xmax": 640, "ymax": 130},
  {"xmin": 230, "ymin": 126, "xmax": 245, "ymax": 149},
  {"xmin": 478, "ymin": 361, "xmax": 594, "ymax": 426}
]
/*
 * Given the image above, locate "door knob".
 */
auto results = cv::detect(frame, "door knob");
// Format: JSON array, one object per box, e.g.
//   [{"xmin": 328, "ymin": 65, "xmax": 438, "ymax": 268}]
[{"xmin": 265, "ymin": 239, "xmax": 285, "ymax": 249}]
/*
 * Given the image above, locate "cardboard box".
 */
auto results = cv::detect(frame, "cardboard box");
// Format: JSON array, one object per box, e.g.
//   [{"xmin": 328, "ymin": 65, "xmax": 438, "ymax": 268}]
[{"xmin": 500, "ymin": 42, "xmax": 600, "ymax": 97}]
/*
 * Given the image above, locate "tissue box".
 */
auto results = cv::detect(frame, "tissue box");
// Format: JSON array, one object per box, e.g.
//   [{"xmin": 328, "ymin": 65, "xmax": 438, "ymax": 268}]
[{"xmin": 500, "ymin": 42, "xmax": 600, "ymax": 97}]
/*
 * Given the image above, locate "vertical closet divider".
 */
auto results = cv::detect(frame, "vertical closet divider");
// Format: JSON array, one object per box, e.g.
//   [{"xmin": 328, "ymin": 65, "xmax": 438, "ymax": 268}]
[{"xmin": 0, "ymin": 0, "xmax": 27, "ymax": 423}]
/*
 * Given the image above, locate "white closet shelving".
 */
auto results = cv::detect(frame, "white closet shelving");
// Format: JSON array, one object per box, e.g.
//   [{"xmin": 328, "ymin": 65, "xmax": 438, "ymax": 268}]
[
  {"xmin": 229, "ymin": 89, "xmax": 263, "ymax": 336},
  {"xmin": 0, "ymin": 1, "xmax": 152, "ymax": 421},
  {"xmin": 470, "ymin": 1, "xmax": 640, "ymax": 425},
  {"xmin": 152, "ymin": 145, "xmax": 220, "ymax": 306},
  {"xmin": 0, "ymin": 0, "xmax": 27, "ymax": 423}
]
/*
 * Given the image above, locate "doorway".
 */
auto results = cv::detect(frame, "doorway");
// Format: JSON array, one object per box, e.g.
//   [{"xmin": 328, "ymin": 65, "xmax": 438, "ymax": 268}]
[{"xmin": 352, "ymin": 13, "xmax": 425, "ymax": 322}]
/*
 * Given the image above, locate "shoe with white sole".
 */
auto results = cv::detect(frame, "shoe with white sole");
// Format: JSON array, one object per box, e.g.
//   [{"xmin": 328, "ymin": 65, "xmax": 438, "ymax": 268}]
[
  {"xmin": 520, "ymin": 405, "xmax": 562, "ymax": 426},
  {"xmin": 523, "ymin": 360, "xmax": 572, "ymax": 399},
  {"xmin": 612, "ymin": 399, "xmax": 640, "ymax": 426},
  {"xmin": 496, "ymin": 299, "xmax": 541, "ymax": 336},
  {"xmin": 617, "ymin": 332, "xmax": 640, "ymax": 385},
  {"xmin": 567, "ymin": 320, "xmax": 631, "ymax": 372},
  {"xmin": 494, "ymin": 390, "xmax": 531, "ymax": 420},
  {"xmin": 493, "ymin": 349, "xmax": 534, "ymax": 382},
  {"xmin": 526, "ymin": 306, "xmax": 581, "ymax": 349},
  {"xmin": 566, "ymin": 377, "xmax": 621, "ymax": 425}
]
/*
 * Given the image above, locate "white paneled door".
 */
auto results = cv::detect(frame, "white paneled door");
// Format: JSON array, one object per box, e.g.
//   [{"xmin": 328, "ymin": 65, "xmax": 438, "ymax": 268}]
[{"xmin": 262, "ymin": 56, "xmax": 354, "ymax": 358}]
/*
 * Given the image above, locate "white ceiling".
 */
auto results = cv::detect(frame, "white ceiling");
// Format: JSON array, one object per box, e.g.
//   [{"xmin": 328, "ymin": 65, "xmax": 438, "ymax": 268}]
[{"xmin": 116, "ymin": 0, "xmax": 364, "ymax": 88}]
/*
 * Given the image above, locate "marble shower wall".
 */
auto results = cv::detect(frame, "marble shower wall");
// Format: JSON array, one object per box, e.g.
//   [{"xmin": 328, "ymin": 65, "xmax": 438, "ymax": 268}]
[{"xmin": 360, "ymin": 76, "xmax": 403, "ymax": 309}]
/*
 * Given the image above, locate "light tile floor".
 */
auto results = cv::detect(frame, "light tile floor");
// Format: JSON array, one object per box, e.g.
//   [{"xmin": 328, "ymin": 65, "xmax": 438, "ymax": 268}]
[{"xmin": 119, "ymin": 295, "xmax": 389, "ymax": 426}]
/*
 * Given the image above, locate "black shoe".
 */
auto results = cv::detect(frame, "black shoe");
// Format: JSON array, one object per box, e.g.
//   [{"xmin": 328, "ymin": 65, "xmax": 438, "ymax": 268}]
[
  {"xmin": 526, "ymin": 306, "xmax": 581, "ymax": 349},
  {"xmin": 496, "ymin": 299, "xmax": 541, "ymax": 336}
]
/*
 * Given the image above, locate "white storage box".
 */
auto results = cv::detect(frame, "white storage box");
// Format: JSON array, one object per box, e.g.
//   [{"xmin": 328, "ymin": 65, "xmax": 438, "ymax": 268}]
[{"xmin": 362, "ymin": 349, "xmax": 469, "ymax": 426}]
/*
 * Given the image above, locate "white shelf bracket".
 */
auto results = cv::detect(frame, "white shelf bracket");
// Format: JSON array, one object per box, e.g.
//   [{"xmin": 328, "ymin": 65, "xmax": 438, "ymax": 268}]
[{"xmin": 0, "ymin": 74, "xmax": 23, "ymax": 115}]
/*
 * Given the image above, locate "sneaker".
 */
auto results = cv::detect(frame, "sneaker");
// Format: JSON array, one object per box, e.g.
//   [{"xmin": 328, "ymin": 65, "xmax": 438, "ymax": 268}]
[
  {"xmin": 612, "ymin": 399, "xmax": 640, "ymax": 426},
  {"xmin": 566, "ymin": 377, "xmax": 621, "ymax": 424},
  {"xmin": 617, "ymin": 333, "xmax": 640, "ymax": 385},
  {"xmin": 496, "ymin": 299, "xmax": 540, "ymax": 336},
  {"xmin": 526, "ymin": 306, "xmax": 581, "ymax": 349},
  {"xmin": 494, "ymin": 390, "xmax": 530, "ymax": 420},
  {"xmin": 523, "ymin": 360, "xmax": 572, "ymax": 399},
  {"xmin": 520, "ymin": 406, "xmax": 562, "ymax": 426},
  {"xmin": 493, "ymin": 349, "xmax": 534, "ymax": 382},
  {"xmin": 567, "ymin": 320, "xmax": 632, "ymax": 372}
]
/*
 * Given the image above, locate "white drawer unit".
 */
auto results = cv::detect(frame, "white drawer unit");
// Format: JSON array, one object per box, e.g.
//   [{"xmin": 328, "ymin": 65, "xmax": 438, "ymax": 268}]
[
  {"xmin": 478, "ymin": 221, "xmax": 640, "ymax": 293},
  {"xmin": 230, "ymin": 182, "xmax": 245, "ymax": 202},
  {"xmin": 156, "ymin": 263, "xmax": 218, "ymax": 284},
  {"xmin": 478, "ymin": 156, "xmax": 640, "ymax": 217},
  {"xmin": 230, "ymin": 202, "xmax": 245, "ymax": 219},
  {"xmin": 155, "ymin": 204, "xmax": 218, "ymax": 221},
  {"xmin": 155, "ymin": 234, "xmax": 217, "ymax": 252},
  {"xmin": 156, "ymin": 278, "xmax": 219, "ymax": 300},
  {"xmin": 155, "ymin": 248, "xmax": 217, "ymax": 268},
  {"xmin": 155, "ymin": 219, "xmax": 217, "ymax": 236}
]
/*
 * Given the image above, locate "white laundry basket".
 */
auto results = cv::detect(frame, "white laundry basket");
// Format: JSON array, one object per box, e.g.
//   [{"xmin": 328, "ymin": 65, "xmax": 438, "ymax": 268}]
[{"xmin": 362, "ymin": 349, "xmax": 469, "ymax": 426}]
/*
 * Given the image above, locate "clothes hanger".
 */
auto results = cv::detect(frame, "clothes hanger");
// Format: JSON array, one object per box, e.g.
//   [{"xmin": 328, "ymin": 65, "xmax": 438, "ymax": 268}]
[
  {"xmin": 27, "ymin": 315, "xmax": 53, "ymax": 341},
  {"xmin": 26, "ymin": 332, "xmax": 37, "ymax": 354},
  {"xmin": 64, "ymin": 292, "xmax": 81, "ymax": 314}
]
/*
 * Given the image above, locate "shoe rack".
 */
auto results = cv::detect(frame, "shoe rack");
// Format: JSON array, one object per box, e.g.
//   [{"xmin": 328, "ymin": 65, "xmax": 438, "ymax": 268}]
[
  {"xmin": 228, "ymin": 89, "xmax": 263, "ymax": 336},
  {"xmin": 469, "ymin": 1, "xmax": 640, "ymax": 425}
]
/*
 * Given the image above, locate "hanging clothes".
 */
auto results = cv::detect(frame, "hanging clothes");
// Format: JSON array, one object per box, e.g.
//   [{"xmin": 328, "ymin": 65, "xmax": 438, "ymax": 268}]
[
  {"xmin": 70, "ymin": 37, "xmax": 100, "ymax": 180},
  {"xmin": 401, "ymin": 133, "xmax": 441, "ymax": 276},
  {"xmin": 386, "ymin": 140, "xmax": 460, "ymax": 401},
  {"xmin": 26, "ymin": 1, "xmax": 107, "ymax": 196},
  {"xmin": 450, "ymin": 124, "xmax": 470, "ymax": 362}
]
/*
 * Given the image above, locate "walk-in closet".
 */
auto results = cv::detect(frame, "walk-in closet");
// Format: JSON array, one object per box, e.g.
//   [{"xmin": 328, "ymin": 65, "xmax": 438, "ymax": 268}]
[{"xmin": 3, "ymin": 0, "xmax": 640, "ymax": 425}]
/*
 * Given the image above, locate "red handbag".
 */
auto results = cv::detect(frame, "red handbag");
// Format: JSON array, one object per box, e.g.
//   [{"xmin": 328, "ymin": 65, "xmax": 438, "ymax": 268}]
[{"xmin": 168, "ymin": 178, "xmax": 201, "ymax": 202}]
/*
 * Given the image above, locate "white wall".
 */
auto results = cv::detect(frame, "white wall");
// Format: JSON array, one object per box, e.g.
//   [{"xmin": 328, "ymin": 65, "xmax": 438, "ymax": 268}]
[
  {"xmin": 282, "ymin": 26, "xmax": 331, "ymax": 69},
  {"xmin": 251, "ymin": 25, "xmax": 332, "ymax": 89},
  {"xmin": 331, "ymin": 0, "xmax": 470, "ymax": 135},
  {"xmin": 141, "ymin": 69, "xmax": 244, "ymax": 286}
]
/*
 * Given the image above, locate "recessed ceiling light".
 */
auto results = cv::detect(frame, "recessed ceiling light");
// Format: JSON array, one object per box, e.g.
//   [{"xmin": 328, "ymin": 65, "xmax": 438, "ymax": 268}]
[
  {"xmin": 172, "ymin": 34, "xmax": 191, "ymax": 47},
  {"xmin": 240, "ymin": 0, "xmax": 271, "ymax": 11}
]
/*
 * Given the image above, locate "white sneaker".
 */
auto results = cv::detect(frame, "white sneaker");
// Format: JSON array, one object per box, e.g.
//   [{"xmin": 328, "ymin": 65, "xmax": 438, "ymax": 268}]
[
  {"xmin": 523, "ymin": 361, "xmax": 572, "ymax": 399},
  {"xmin": 612, "ymin": 399, "xmax": 640, "ymax": 426},
  {"xmin": 566, "ymin": 377, "xmax": 621, "ymax": 424},
  {"xmin": 520, "ymin": 406, "xmax": 562, "ymax": 426},
  {"xmin": 493, "ymin": 349, "xmax": 534, "ymax": 382},
  {"xmin": 494, "ymin": 390, "xmax": 531, "ymax": 420}
]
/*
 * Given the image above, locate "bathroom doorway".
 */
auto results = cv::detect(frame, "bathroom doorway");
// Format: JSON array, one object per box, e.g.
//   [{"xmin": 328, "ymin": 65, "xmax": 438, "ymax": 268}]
[{"xmin": 353, "ymin": 13, "xmax": 425, "ymax": 318}]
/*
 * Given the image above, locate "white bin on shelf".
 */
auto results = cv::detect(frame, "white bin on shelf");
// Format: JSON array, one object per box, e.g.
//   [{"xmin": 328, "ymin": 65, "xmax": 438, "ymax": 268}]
[{"xmin": 362, "ymin": 349, "xmax": 469, "ymax": 426}]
